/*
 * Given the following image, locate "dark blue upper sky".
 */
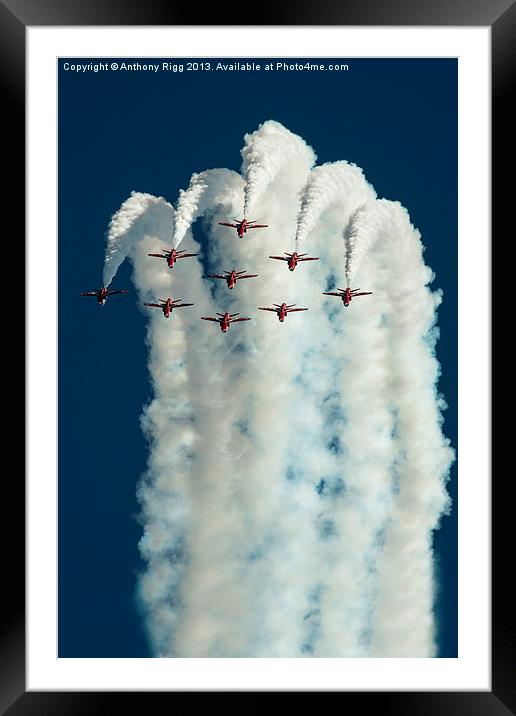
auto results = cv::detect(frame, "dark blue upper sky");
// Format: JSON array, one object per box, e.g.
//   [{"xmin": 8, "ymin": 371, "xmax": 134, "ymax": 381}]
[{"xmin": 58, "ymin": 58, "xmax": 457, "ymax": 657}]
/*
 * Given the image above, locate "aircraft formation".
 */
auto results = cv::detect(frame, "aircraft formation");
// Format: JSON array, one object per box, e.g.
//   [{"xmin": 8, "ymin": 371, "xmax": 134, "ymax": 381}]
[{"xmin": 80, "ymin": 216, "xmax": 373, "ymax": 332}]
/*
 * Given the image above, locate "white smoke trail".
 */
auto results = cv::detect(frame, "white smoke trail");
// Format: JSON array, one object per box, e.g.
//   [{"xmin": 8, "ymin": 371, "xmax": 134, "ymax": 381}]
[
  {"xmin": 306, "ymin": 201, "xmax": 453, "ymax": 656},
  {"xmin": 171, "ymin": 172, "xmax": 208, "ymax": 248},
  {"xmin": 171, "ymin": 168, "xmax": 242, "ymax": 248},
  {"xmin": 343, "ymin": 201, "xmax": 383, "ymax": 287},
  {"xmin": 241, "ymin": 119, "xmax": 316, "ymax": 219},
  {"xmin": 305, "ymin": 226, "xmax": 397, "ymax": 655},
  {"xmin": 364, "ymin": 200, "xmax": 454, "ymax": 657},
  {"xmin": 295, "ymin": 161, "xmax": 377, "ymax": 252},
  {"xmin": 103, "ymin": 191, "xmax": 175, "ymax": 288},
  {"xmin": 100, "ymin": 122, "xmax": 454, "ymax": 658}
]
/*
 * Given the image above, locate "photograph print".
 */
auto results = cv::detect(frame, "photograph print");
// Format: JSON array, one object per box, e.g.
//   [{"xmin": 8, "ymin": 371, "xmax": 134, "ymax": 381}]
[{"xmin": 58, "ymin": 56, "xmax": 457, "ymax": 658}]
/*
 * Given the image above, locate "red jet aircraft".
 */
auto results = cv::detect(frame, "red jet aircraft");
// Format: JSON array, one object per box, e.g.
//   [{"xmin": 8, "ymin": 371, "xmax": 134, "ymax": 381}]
[
  {"xmin": 80, "ymin": 287, "xmax": 128, "ymax": 306},
  {"xmin": 147, "ymin": 247, "xmax": 198, "ymax": 268},
  {"xmin": 269, "ymin": 252, "xmax": 319, "ymax": 272},
  {"xmin": 201, "ymin": 312, "xmax": 252, "ymax": 333},
  {"xmin": 258, "ymin": 302, "xmax": 308, "ymax": 322},
  {"xmin": 322, "ymin": 287, "xmax": 373, "ymax": 306},
  {"xmin": 205, "ymin": 269, "xmax": 258, "ymax": 289},
  {"xmin": 218, "ymin": 218, "xmax": 268, "ymax": 238},
  {"xmin": 144, "ymin": 297, "xmax": 194, "ymax": 318}
]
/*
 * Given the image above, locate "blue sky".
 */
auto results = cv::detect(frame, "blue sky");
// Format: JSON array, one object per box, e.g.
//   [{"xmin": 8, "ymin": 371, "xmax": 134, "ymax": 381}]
[{"xmin": 58, "ymin": 58, "xmax": 457, "ymax": 657}]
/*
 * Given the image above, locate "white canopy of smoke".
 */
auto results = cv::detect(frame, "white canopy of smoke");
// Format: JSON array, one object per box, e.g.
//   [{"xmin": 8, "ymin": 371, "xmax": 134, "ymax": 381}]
[{"xmin": 102, "ymin": 120, "xmax": 454, "ymax": 657}]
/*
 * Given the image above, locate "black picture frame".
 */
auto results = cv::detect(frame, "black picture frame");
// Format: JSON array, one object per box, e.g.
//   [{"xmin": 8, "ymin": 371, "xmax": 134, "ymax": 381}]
[{"xmin": 6, "ymin": 0, "xmax": 505, "ymax": 711}]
